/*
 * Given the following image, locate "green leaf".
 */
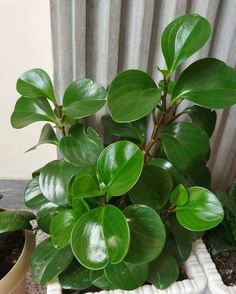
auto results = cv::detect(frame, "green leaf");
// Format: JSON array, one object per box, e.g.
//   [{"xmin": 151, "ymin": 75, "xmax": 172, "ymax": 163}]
[
  {"xmin": 37, "ymin": 202, "xmax": 61, "ymax": 233},
  {"xmin": 31, "ymin": 239, "xmax": 74, "ymax": 285},
  {"xmin": 129, "ymin": 165, "xmax": 172, "ymax": 210},
  {"xmin": 104, "ymin": 261, "xmax": 148, "ymax": 290},
  {"xmin": 176, "ymin": 186, "xmax": 224, "ymax": 231},
  {"xmin": 107, "ymin": 70, "xmax": 161, "ymax": 122},
  {"xmin": 71, "ymin": 205, "xmax": 130, "ymax": 270},
  {"xmin": 26, "ymin": 123, "xmax": 58, "ymax": 152},
  {"xmin": 39, "ymin": 160, "xmax": 79, "ymax": 205},
  {"xmin": 165, "ymin": 235, "xmax": 192, "ymax": 263},
  {"xmin": 148, "ymin": 251, "xmax": 179, "ymax": 289},
  {"xmin": 71, "ymin": 198, "xmax": 90, "ymax": 215},
  {"xmin": 123, "ymin": 205, "xmax": 166, "ymax": 263},
  {"xmin": 59, "ymin": 126, "xmax": 103, "ymax": 167},
  {"xmin": 187, "ymin": 165, "xmax": 211, "ymax": 189},
  {"xmin": 184, "ymin": 105, "xmax": 216, "ymax": 137},
  {"xmin": 149, "ymin": 158, "xmax": 185, "ymax": 187},
  {"xmin": 59, "ymin": 260, "xmax": 92, "ymax": 290},
  {"xmin": 72, "ymin": 167, "xmax": 103, "ymax": 199},
  {"xmin": 24, "ymin": 177, "xmax": 49, "ymax": 209},
  {"xmin": 97, "ymin": 141, "xmax": 144, "ymax": 196},
  {"xmin": 170, "ymin": 184, "xmax": 188, "ymax": 206},
  {"xmin": 0, "ymin": 211, "xmax": 32, "ymax": 233},
  {"xmin": 63, "ymin": 79, "xmax": 107, "ymax": 119},
  {"xmin": 102, "ymin": 115, "xmax": 147, "ymax": 143},
  {"xmin": 161, "ymin": 14, "xmax": 211, "ymax": 73},
  {"xmin": 16, "ymin": 68, "xmax": 56, "ymax": 102},
  {"xmin": 160, "ymin": 122, "xmax": 209, "ymax": 173},
  {"xmin": 50, "ymin": 210, "xmax": 79, "ymax": 249},
  {"xmin": 172, "ymin": 58, "xmax": 236, "ymax": 108},
  {"xmin": 11, "ymin": 97, "xmax": 57, "ymax": 129},
  {"xmin": 90, "ymin": 270, "xmax": 116, "ymax": 290}
]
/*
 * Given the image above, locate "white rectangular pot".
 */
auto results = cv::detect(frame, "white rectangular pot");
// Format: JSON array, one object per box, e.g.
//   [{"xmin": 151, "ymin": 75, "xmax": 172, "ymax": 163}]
[
  {"xmin": 193, "ymin": 239, "xmax": 236, "ymax": 294},
  {"xmin": 47, "ymin": 245, "xmax": 207, "ymax": 294}
]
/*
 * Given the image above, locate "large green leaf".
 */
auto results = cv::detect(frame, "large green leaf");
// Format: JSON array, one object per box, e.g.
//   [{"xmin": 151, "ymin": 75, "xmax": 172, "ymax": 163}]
[
  {"xmin": 104, "ymin": 261, "xmax": 148, "ymax": 290},
  {"xmin": 102, "ymin": 115, "xmax": 147, "ymax": 143},
  {"xmin": 71, "ymin": 205, "xmax": 130, "ymax": 270},
  {"xmin": 123, "ymin": 205, "xmax": 166, "ymax": 263},
  {"xmin": 165, "ymin": 235, "xmax": 192, "ymax": 263},
  {"xmin": 26, "ymin": 123, "xmax": 58, "ymax": 152},
  {"xmin": 129, "ymin": 165, "xmax": 172, "ymax": 209},
  {"xmin": 90, "ymin": 270, "xmax": 116, "ymax": 290},
  {"xmin": 39, "ymin": 160, "xmax": 79, "ymax": 205},
  {"xmin": 59, "ymin": 126, "xmax": 103, "ymax": 167},
  {"xmin": 0, "ymin": 211, "xmax": 32, "ymax": 233},
  {"xmin": 59, "ymin": 260, "xmax": 92, "ymax": 290},
  {"xmin": 31, "ymin": 239, "xmax": 74, "ymax": 285},
  {"xmin": 149, "ymin": 158, "xmax": 185, "ymax": 187},
  {"xmin": 161, "ymin": 14, "xmax": 211, "ymax": 73},
  {"xmin": 176, "ymin": 186, "xmax": 224, "ymax": 231},
  {"xmin": 172, "ymin": 58, "xmax": 236, "ymax": 108},
  {"xmin": 97, "ymin": 141, "xmax": 144, "ymax": 196},
  {"xmin": 36, "ymin": 202, "xmax": 60, "ymax": 233},
  {"xmin": 16, "ymin": 68, "xmax": 56, "ymax": 102},
  {"xmin": 50, "ymin": 210, "xmax": 80, "ymax": 249},
  {"xmin": 72, "ymin": 167, "xmax": 103, "ymax": 199},
  {"xmin": 24, "ymin": 177, "xmax": 49, "ymax": 209},
  {"xmin": 11, "ymin": 97, "xmax": 57, "ymax": 129},
  {"xmin": 160, "ymin": 122, "xmax": 209, "ymax": 173},
  {"xmin": 184, "ymin": 105, "xmax": 217, "ymax": 137},
  {"xmin": 63, "ymin": 79, "xmax": 107, "ymax": 118},
  {"xmin": 148, "ymin": 251, "xmax": 179, "ymax": 289},
  {"xmin": 107, "ymin": 70, "xmax": 161, "ymax": 122}
]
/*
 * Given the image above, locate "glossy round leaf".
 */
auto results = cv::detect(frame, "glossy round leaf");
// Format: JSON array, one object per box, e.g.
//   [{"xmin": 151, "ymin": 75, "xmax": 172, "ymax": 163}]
[
  {"xmin": 59, "ymin": 260, "xmax": 92, "ymax": 290},
  {"xmin": 123, "ymin": 205, "xmax": 166, "ymax": 263},
  {"xmin": 11, "ymin": 97, "xmax": 57, "ymax": 129},
  {"xmin": 71, "ymin": 205, "xmax": 130, "ymax": 270},
  {"xmin": 37, "ymin": 202, "xmax": 60, "ymax": 233},
  {"xmin": 31, "ymin": 239, "xmax": 74, "ymax": 285},
  {"xmin": 107, "ymin": 70, "xmax": 161, "ymax": 122},
  {"xmin": 16, "ymin": 68, "xmax": 56, "ymax": 102},
  {"xmin": 24, "ymin": 177, "xmax": 49, "ymax": 209},
  {"xmin": 0, "ymin": 211, "xmax": 32, "ymax": 233},
  {"xmin": 176, "ymin": 186, "xmax": 224, "ymax": 231},
  {"xmin": 162, "ymin": 14, "xmax": 211, "ymax": 73},
  {"xmin": 50, "ymin": 210, "xmax": 79, "ymax": 249},
  {"xmin": 160, "ymin": 122, "xmax": 209, "ymax": 173},
  {"xmin": 97, "ymin": 141, "xmax": 144, "ymax": 196},
  {"xmin": 172, "ymin": 58, "xmax": 236, "ymax": 109},
  {"xmin": 148, "ymin": 251, "xmax": 179, "ymax": 289},
  {"xmin": 90, "ymin": 270, "xmax": 116, "ymax": 290},
  {"xmin": 63, "ymin": 79, "xmax": 107, "ymax": 119},
  {"xmin": 104, "ymin": 261, "xmax": 148, "ymax": 290},
  {"xmin": 129, "ymin": 165, "xmax": 172, "ymax": 210},
  {"xmin": 170, "ymin": 184, "xmax": 188, "ymax": 206},
  {"xmin": 165, "ymin": 235, "xmax": 192, "ymax": 263},
  {"xmin": 39, "ymin": 160, "xmax": 79, "ymax": 205}
]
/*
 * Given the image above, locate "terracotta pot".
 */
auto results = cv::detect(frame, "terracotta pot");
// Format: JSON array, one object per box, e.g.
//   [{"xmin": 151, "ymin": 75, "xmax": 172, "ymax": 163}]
[
  {"xmin": 0, "ymin": 230, "xmax": 35, "ymax": 294},
  {"xmin": 193, "ymin": 240, "xmax": 236, "ymax": 294},
  {"xmin": 47, "ymin": 242, "xmax": 207, "ymax": 294}
]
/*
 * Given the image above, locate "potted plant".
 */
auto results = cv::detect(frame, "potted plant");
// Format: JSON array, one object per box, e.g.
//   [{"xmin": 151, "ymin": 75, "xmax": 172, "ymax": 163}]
[
  {"xmin": 0, "ymin": 206, "xmax": 35, "ymax": 294},
  {"xmin": 194, "ymin": 180, "xmax": 236, "ymax": 293},
  {"xmin": 10, "ymin": 13, "xmax": 236, "ymax": 293}
]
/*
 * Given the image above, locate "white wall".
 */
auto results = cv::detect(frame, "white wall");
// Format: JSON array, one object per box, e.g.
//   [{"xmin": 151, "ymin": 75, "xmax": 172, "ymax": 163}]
[{"xmin": 0, "ymin": 0, "xmax": 57, "ymax": 178}]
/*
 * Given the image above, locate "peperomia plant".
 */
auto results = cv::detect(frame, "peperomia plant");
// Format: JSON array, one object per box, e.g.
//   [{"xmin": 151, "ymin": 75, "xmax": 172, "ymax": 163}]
[{"xmin": 8, "ymin": 14, "xmax": 236, "ymax": 291}]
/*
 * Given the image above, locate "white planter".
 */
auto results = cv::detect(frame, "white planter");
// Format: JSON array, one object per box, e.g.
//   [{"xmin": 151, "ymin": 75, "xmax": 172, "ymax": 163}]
[
  {"xmin": 47, "ymin": 246, "xmax": 207, "ymax": 294},
  {"xmin": 193, "ymin": 240, "xmax": 236, "ymax": 294}
]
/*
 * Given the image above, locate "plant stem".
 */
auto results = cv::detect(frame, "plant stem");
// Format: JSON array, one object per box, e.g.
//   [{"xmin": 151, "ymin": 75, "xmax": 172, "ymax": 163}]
[
  {"xmin": 102, "ymin": 194, "xmax": 106, "ymax": 206},
  {"xmin": 167, "ymin": 111, "xmax": 185, "ymax": 124},
  {"xmin": 54, "ymin": 103, "xmax": 66, "ymax": 137}
]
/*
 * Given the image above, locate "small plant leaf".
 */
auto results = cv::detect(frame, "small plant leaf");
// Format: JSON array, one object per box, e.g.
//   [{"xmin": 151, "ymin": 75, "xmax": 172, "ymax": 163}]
[
  {"xmin": 104, "ymin": 261, "xmax": 148, "ymax": 290},
  {"xmin": 176, "ymin": 186, "xmax": 224, "ymax": 231},
  {"xmin": 123, "ymin": 205, "xmax": 166, "ymax": 263},
  {"xmin": 97, "ymin": 141, "xmax": 144, "ymax": 196},
  {"xmin": 90, "ymin": 270, "xmax": 116, "ymax": 290},
  {"xmin": 31, "ymin": 239, "xmax": 74, "ymax": 285},
  {"xmin": 16, "ymin": 68, "xmax": 56, "ymax": 102},
  {"xmin": 161, "ymin": 14, "xmax": 211, "ymax": 73},
  {"xmin": 170, "ymin": 184, "xmax": 188, "ymax": 206},
  {"xmin": 63, "ymin": 79, "xmax": 107, "ymax": 119},
  {"xmin": 71, "ymin": 205, "xmax": 130, "ymax": 270},
  {"xmin": 107, "ymin": 70, "xmax": 161, "ymax": 122},
  {"xmin": 11, "ymin": 97, "xmax": 57, "ymax": 129},
  {"xmin": 129, "ymin": 165, "xmax": 172, "ymax": 210},
  {"xmin": 0, "ymin": 211, "xmax": 32, "ymax": 233}
]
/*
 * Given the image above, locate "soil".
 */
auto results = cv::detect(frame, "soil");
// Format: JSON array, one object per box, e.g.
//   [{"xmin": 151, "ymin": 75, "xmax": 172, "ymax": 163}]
[
  {"xmin": 0, "ymin": 230, "xmax": 25, "ymax": 279},
  {"xmin": 204, "ymin": 236, "xmax": 236, "ymax": 286}
]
